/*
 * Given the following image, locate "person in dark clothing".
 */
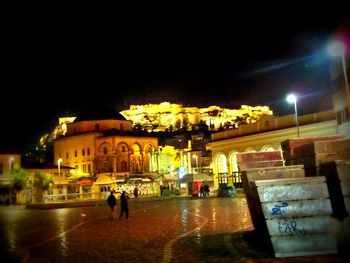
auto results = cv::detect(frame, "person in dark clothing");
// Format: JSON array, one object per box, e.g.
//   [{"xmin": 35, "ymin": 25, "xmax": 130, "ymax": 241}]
[
  {"xmin": 204, "ymin": 184, "xmax": 210, "ymax": 197},
  {"xmin": 107, "ymin": 191, "xmax": 117, "ymax": 219},
  {"xmin": 133, "ymin": 187, "xmax": 139, "ymax": 198},
  {"xmin": 119, "ymin": 191, "xmax": 129, "ymax": 219}
]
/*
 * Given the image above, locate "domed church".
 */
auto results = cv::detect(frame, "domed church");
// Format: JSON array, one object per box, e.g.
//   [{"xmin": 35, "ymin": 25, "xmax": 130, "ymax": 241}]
[{"xmin": 53, "ymin": 106, "xmax": 159, "ymax": 196}]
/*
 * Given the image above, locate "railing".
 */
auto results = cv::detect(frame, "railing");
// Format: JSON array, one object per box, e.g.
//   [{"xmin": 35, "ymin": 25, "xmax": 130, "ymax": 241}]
[
  {"xmin": 216, "ymin": 172, "xmax": 242, "ymax": 188},
  {"xmin": 43, "ymin": 192, "xmax": 108, "ymax": 203}
]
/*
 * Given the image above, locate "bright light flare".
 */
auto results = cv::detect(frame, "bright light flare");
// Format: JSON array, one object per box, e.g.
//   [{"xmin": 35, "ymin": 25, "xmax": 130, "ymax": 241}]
[
  {"xmin": 327, "ymin": 41, "xmax": 346, "ymax": 57},
  {"xmin": 286, "ymin": 94, "xmax": 297, "ymax": 104}
]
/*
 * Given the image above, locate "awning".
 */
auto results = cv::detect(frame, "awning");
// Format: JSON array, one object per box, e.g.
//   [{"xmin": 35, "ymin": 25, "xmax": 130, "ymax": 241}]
[
  {"xmin": 53, "ymin": 179, "xmax": 69, "ymax": 185},
  {"xmin": 192, "ymin": 173, "xmax": 214, "ymax": 182},
  {"xmin": 77, "ymin": 180, "xmax": 93, "ymax": 186},
  {"xmin": 180, "ymin": 173, "xmax": 214, "ymax": 182},
  {"xmin": 95, "ymin": 174, "xmax": 113, "ymax": 185}
]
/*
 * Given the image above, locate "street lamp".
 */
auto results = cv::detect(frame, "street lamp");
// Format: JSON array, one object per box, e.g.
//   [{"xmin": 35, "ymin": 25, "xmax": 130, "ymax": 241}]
[
  {"xmin": 193, "ymin": 154, "xmax": 198, "ymax": 173},
  {"xmin": 9, "ymin": 156, "xmax": 14, "ymax": 204},
  {"xmin": 286, "ymin": 94, "xmax": 300, "ymax": 138},
  {"xmin": 328, "ymin": 40, "xmax": 350, "ymax": 116},
  {"xmin": 57, "ymin": 158, "xmax": 62, "ymax": 194}
]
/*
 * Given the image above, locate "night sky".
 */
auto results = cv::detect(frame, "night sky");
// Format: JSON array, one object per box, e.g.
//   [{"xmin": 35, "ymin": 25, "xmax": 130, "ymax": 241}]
[{"xmin": 1, "ymin": 10, "xmax": 349, "ymax": 152}]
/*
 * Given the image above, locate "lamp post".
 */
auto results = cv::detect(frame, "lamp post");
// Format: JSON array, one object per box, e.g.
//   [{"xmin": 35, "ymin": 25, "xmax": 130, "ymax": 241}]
[
  {"xmin": 328, "ymin": 40, "xmax": 350, "ymax": 116},
  {"xmin": 9, "ymin": 156, "xmax": 14, "ymax": 204},
  {"xmin": 57, "ymin": 158, "xmax": 62, "ymax": 194},
  {"xmin": 193, "ymin": 154, "xmax": 198, "ymax": 173},
  {"xmin": 287, "ymin": 94, "xmax": 300, "ymax": 138}
]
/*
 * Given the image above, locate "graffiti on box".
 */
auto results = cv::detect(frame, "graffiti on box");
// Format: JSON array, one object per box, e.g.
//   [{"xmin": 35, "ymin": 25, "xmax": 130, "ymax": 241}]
[{"xmin": 271, "ymin": 202, "xmax": 306, "ymax": 235}]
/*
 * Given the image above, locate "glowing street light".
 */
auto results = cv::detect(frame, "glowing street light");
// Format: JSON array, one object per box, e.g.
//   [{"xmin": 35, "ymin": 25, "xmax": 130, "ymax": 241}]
[
  {"xmin": 57, "ymin": 158, "xmax": 63, "ymax": 194},
  {"xmin": 9, "ymin": 156, "xmax": 14, "ymax": 204},
  {"xmin": 287, "ymin": 94, "xmax": 300, "ymax": 138},
  {"xmin": 193, "ymin": 154, "xmax": 198, "ymax": 173},
  {"xmin": 327, "ymin": 40, "xmax": 350, "ymax": 115}
]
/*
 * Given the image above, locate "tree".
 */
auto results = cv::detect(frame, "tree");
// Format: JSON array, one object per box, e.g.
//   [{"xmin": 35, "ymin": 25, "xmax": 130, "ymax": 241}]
[
  {"xmin": 11, "ymin": 164, "xmax": 27, "ymax": 192},
  {"xmin": 33, "ymin": 172, "xmax": 53, "ymax": 202}
]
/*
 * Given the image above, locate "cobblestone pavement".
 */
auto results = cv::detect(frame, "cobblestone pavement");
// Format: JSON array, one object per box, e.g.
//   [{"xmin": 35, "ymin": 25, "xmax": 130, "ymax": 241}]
[{"xmin": 1, "ymin": 195, "xmax": 349, "ymax": 262}]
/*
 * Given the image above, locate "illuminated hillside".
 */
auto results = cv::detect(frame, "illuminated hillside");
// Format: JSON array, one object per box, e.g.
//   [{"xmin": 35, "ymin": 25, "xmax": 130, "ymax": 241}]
[
  {"xmin": 39, "ymin": 102, "xmax": 273, "ymax": 147},
  {"xmin": 120, "ymin": 102, "xmax": 273, "ymax": 132}
]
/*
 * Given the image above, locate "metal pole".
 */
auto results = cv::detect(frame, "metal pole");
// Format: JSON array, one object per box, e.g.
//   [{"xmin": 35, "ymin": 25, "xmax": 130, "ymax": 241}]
[
  {"xmin": 294, "ymin": 100, "xmax": 300, "ymax": 138},
  {"xmin": 58, "ymin": 158, "xmax": 62, "ymax": 194}
]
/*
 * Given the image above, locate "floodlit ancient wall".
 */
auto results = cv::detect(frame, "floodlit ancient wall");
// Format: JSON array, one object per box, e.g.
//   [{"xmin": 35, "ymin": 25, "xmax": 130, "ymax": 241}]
[{"xmin": 121, "ymin": 102, "xmax": 273, "ymax": 132}]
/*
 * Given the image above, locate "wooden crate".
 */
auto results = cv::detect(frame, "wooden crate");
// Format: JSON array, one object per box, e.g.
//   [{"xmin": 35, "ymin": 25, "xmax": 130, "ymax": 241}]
[
  {"xmin": 298, "ymin": 152, "xmax": 350, "ymax": 169},
  {"xmin": 254, "ymin": 176, "xmax": 337, "ymax": 257},
  {"xmin": 237, "ymin": 150, "xmax": 282, "ymax": 163},
  {"xmin": 241, "ymin": 165, "xmax": 305, "ymax": 199},
  {"xmin": 239, "ymin": 160, "xmax": 284, "ymax": 170},
  {"xmin": 271, "ymin": 233, "xmax": 337, "ymax": 258},
  {"xmin": 293, "ymin": 139, "xmax": 350, "ymax": 158},
  {"xmin": 319, "ymin": 160, "xmax": 350, "ymax": 220},
  {"xmin": 266, "ymin": 216, "xmax": 333, "ymax": 236},
  {"xmin": 255, "ymin": 177, "xmax": 329, "ymax": 202},
  {"xmin": 261, "ymin": 199, "xmax": 332, "ymax": 219},
  {"xmin": 241, "ymin": 165, "xmax": 305, "ymax": 237},
  {"xmin": 280, "ymin": 135, "xmax": 345, "ymax": 151}
]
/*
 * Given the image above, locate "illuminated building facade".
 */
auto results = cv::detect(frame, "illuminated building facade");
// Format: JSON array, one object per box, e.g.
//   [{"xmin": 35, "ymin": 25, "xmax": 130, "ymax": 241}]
[
  {"xmin": 207, "ymin": 110, "xmax": 338, "ymax": 190},
  {"xmin": 120, "ymin": 102, "xmax": 273, "ymax": 132},
  {"xmin": 54, "ymin": 108, "xmax": 159, "ymax": 181},
  {"xmin": 0, "ymin": 153, "xmax": 21, "ymax": 203}
]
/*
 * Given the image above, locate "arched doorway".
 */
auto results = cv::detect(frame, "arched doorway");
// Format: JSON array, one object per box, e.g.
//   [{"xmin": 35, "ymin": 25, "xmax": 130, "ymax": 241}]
[
  {"xmin": 131, "ymin": 144, "xmax": 142, "ymax": 172},
  {"xmin": 216, "ymin": 153, "xmax": 228, "ymax": 185}
]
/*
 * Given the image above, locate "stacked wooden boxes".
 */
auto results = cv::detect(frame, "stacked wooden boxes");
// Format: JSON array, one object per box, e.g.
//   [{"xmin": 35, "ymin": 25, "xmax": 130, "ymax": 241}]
[
  {"xmin": 299, "ymin": 139, "xmax": 350, "ymax": 176},
  {"xmin": 241, "ymin": 165, "xmax": 305, "ymax": 239},
  {"xmin": 254, "ymin": 177, "xmax": 337, "ymax": 258},
  {"xmin": 319, "ymin": 160, "xmax": 350, "ymax": 250},
  {"xmin": 281, "ymin": 136, "xmax": 345, "ymax": 163},
  {"xmin": 282, "ymin": 136, "xmax": 349, "ymax": 176},
  {"xmin": 237, "ymin": 151, "xmax": 284, "ymax": 170}
]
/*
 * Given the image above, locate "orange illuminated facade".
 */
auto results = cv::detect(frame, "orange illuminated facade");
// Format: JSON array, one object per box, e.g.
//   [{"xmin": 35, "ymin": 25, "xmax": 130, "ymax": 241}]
[{"xmin": 54, "ymin": 109, "xmax": 159, "ymax": 179}]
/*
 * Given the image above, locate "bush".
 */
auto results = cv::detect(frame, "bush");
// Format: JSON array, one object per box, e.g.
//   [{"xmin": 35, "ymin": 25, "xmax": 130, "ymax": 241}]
[{"xmin": 218, "ymin": 185, "xmax": 235, "ymax": 197}]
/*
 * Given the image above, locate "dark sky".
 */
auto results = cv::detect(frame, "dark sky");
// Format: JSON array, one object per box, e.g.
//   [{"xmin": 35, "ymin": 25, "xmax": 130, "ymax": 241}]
[{"xmin": 1, "ymin": 10, "xmax": 349, "ymax": 152}]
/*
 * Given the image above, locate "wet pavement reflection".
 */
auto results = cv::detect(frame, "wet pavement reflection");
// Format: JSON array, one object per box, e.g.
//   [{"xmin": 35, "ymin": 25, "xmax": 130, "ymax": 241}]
[{"xmin": 1, "ymin": 196, "xmax": 349, "ymax": 262}]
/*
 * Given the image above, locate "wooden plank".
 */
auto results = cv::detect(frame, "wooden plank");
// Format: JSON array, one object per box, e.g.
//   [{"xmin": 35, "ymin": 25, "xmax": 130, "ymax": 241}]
[
  {"xmin": 293, "ymin": 139, "xmax": 350, "ymax": 157},
  {"xmin": 266, "ymin": 216, "xmax": 333, "ymax": 236},
  {"xmin": 271, "ymin": 233, "xmax": 338, "ymax": 258},
  {"xmin": 245, "ymin": 166, "xmax": 305, "ymax": 183},
  {"xmin": 341, "ymin": 181, "xmax": 350, "ymax": 197},
  {"xmin": 345, "ymin": 197, "xmax": 350, "ymax": 213},
  {"xmin": 336, "ymin": 160, "xmax": 350, "ymax": 181},
  {"xmin": 241, "ymin": 165, "xmax": 305, "ymax": 199},
  {"xmin": 299, "ymin": 152, "xmax": 350, "ymax": 168},
  {"xmin": 319, "ymin": 161, "xmax": 349, "ymax": 220},
  {"xmin": 261, "ymin": 199, "xmax": 332, "ymax": 219},
  {"xmin": 239, "ymin": 160, "xmax": 284, "ymax": 170},
  {"xmin": 237, "ymin": 150, "xmax": 283, "ymax": 163},
  {"xmin": 255, "ymin": 177, "xmax": 329, "ymax": 202},
  {"xmin": 280, "ymin": 135, "xmax": 345, "ymax": 151}
]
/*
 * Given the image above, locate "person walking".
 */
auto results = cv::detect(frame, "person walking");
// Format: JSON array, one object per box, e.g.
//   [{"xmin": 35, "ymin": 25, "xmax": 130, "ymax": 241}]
[
  {"xmin": 133, "ymin": 186, "xmax": 139, "ymax": 199},
  {"xmin": 107, "ymin": 191, "xmax": 117, "ymax": 219},
  {"xmin": 119, "ymin": 191, "xmax": 129, "ymax": 220}
]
